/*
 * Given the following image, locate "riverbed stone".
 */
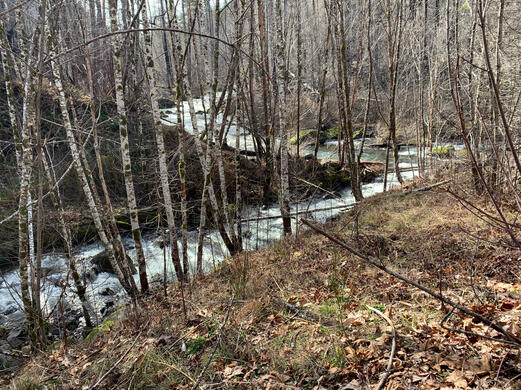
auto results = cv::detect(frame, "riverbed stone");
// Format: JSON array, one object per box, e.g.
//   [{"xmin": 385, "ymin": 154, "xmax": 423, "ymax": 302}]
[
  {"xmin": 0, "ymin": 352, "xmax": 21, "ymax": 371},
  {"xmin": 91, "ymin": 251, "xmax": 137, "ymax": 275},
  {"xmin": 100, "ymin": 287, "xmax": 115, "ymax": 296},
  {"xmin": 100, "ymin": 301, "xmax": 114, "ymax": 318},
  {"xmin": 7, "ymin": 328, "xmax": 27, "ymax": 349},
  {"xmin": 2, "ymin": 307, "xmax": 17, "ymax": 316}
]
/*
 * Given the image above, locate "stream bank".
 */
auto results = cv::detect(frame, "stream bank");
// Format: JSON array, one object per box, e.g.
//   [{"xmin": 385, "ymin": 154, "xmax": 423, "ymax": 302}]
[
  {"xmin": 5, "ymin": 187, "xmax": 521, "ymax": 388},
  {"xmin": 0, "ymin": 141, "xmax": 417, "ymax": 370}
]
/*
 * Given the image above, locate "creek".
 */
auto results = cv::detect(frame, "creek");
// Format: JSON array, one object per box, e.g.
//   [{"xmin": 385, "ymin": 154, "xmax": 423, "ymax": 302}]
[{"xmin": 0, "ymin": 96, "xmax": 459, "ymax": 333}]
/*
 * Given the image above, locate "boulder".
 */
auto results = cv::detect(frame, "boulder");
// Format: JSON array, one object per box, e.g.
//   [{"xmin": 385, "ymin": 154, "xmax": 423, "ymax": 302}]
[
  {"xmin": 158, "ymin": 97, "xmax": 175, "ymax": 109},
  {"xmin": 316, "ymin": 161, "xmax": 351, "ymax": 190},
  {"xmin": 100, "ymin": 287, "xmax": 115, "ymax": 297},
  {"xmin": 7, "ymin": 328, "xmax": 27, "ymax": 349},
  {"xmin": 2, "ymin": 307, "xmax": 17, "ymax": 316},
  {"xmin": 90, "ymin": 251, "xmax": 137, "ymax": 275},
  {"xmin": 91, "ymin": 251, "xmax": 114, "ymax": 273},
  {"xmin": 0, "ymin": 351, "xmax": 21, "ymax": 371},
  {"xmin": 100, "ymin": 301, "xmax": 114, "ymax": 318}
]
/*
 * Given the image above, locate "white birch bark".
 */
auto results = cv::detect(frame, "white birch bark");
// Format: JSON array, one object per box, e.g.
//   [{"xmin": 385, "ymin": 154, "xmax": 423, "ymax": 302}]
[
  {"xmin": 141, "ymin": 0, "xmax": 184, "ymax": 280},
  {"xmin": 108, "ymin": 0, "xmax": 149, "ymax": 293},
  {"xmin": 48, "ymin": 36, "xmax": 134, "ymax": 296},
  {"xmin": 18, "ymin": 96, "xmax": 34, "ymax": 332},
  {"xmin": 275, "ymin": 0, "xmax": 291, "ymax": 235}
]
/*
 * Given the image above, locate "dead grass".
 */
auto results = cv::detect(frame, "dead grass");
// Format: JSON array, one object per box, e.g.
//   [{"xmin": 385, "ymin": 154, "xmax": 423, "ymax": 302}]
[{"xmin": 4, "ymin": 189, "xmax": 521, "ymax": 389}]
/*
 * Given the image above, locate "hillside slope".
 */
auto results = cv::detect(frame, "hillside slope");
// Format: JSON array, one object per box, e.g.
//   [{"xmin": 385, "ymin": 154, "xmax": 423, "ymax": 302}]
[{"xmin": 4, "ymin": 188, "xmax": 521, "ymax": 389}]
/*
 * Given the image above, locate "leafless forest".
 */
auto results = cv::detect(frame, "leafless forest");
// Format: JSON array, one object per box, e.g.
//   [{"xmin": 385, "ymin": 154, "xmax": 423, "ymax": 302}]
[{"xmin": 1, "ymin": 0, "xmax": 521, "ymax": 387}]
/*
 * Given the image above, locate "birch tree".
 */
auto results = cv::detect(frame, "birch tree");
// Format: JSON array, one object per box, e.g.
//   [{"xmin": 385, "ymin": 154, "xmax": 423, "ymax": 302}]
[
  {"xmin": 141, "ymin": 0, "xmax": 184, "ymax": 281},
  {"xmin": 108, "ymin": 0, "xmax": 149, "ymax": 293},
  {"xmin": 48, "ymin": 26, "xmax": 138, "ymax": 299},
  {"xmin": 275, "ymin": 0, "xmax": 291, "ymax": 235}
]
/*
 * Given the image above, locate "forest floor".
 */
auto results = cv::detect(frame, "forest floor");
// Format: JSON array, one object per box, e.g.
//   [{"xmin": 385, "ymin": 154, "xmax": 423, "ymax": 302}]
[{"xmin": 4, "ymin": 179, "xmax": 521, "ymax": 389}]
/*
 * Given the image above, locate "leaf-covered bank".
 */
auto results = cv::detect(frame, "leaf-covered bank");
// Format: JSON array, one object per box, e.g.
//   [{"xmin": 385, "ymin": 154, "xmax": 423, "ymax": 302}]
[{"xmin": 4, "ymin": 181, "xmax": 521, "ymax": 389}]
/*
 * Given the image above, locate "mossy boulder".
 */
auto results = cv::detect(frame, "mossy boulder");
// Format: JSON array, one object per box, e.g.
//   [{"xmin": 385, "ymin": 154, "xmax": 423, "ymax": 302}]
[
  {"xmin": 84, "ymin": 309, "xmax": 122, "ymax": 343},
  {"xmin": 432, "ymin": 144, "xmax": 455, "ymax": 157},
  {"xmin": 327, "ymin": 126, "xmax": 340, "ymax": 139},
  {"xmin": 316, "ymin": 162, "xmax": 351, "ymax": 190},
  {"xmin": 290, "ymin": 129, "xmax": 316, "ymax": 145}
]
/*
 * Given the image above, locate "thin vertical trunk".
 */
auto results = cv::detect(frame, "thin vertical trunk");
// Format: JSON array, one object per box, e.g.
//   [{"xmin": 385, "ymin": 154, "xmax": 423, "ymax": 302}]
[
  {"xmin": 314, "ymin": 8, "xmax": 332, "ymax": 160},
  {"xmin": 48, "ymin": 34, "xmax": 136, "ymax": 297},
  {"xmin": 0, "ymin": 21, "xmax": 21, "ymax": 164},
  {"xmin": 183, "ymin": 4, "xmax": 238, "ymax": 258},
  {"xmin": 385, "ymin": 0, "xmax": 404, "ymax": 185},
  {"xmin": 42, "ymin": 151, "xmax": 92, "ymax": 328},
  {"xmin": 108, "ymin": 0, "xmax": 148, "ymax": 293},
  {"xmin": 257, "ymin": 0, "xmax": 273, "ymax": 205},
  {"xmin": 161, "ymin": 0, "xmax": 174, "ymax": 89},
  {"xmin": 79, "ymin": 6, "xmax": 130, "ymax": 281},
  {"xmin": 171, "ymin": 6, "xmax": 192, "ymax": 277},
  {"xmin": 248, "ymin": 1, "xmax": 260, "ymax": 158},
  {"xmin": 33, "ymin": 17, "xmax": 46, "ymax": 340},
  {"xmin": 275, "ymin": 0, "xmax": 291, "ymax": 235},
  {"xmin": 234, "ymin": 0, "xmax": 245, "ymax": 249},
  {"xmin": 18, "ymin": 83, "xmax": 34, "ymax": 343},
  {"xmin": 337, "ymin": 1, "xmax": 364, "ymax": 201},
  {"xmin": 468, "ymin": 7, "xmax": 482, "ymax": 194},
  {"xmin": 358, "ymin": 0, "xmax": 373, "ymax": 166},
  {"xmin": 142, "ymin": 0, "xmax": 184, "ymax": 281},
  {"xmin": 296, "ymin": 0, "xmax": 302, "ymax": 159}
]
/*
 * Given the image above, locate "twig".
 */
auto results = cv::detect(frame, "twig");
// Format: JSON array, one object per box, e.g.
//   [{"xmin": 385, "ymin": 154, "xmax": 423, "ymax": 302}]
[
  {"xmin": 440, "ymin": 308, "xmax": 520, "ymax": 346},
  {"xmin": 495, "ymin": 350, "xmax": 510, "ymax": 382},
  {"xmin": 153, "ymin": 359, "xmax": 198, "ymax": 384},
  {"xmin": 300, "ymin": 218, "xmax": 521, "ymax": 347},
  {"xmin": 274, "ymin": 297, "xmax": 315, "ymax": 322},
  {"xmin": 367, "ymin": 306, "xmax": 396, "ymax": 390},
  {"xmin": 89, "ymin": 322, "xmax": 148, "ymax": 390},
  {"xmin": 191, "ymin": 294, "xmax": 235, "ymax": 390}
]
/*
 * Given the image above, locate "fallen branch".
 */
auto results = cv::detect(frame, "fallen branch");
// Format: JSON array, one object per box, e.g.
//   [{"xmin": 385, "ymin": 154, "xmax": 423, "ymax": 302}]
[
  {"xmin": 300, "ymin": 218, "xmax": 521, "ymax": 347},
  {"xmin": 367, "ymin": 306, "xmax": 396, "ymax": 390},
  {"xmin": 273, "ymin": 297, "xmax": 316, "ymax": 322},
  {"xmin": 191, "ymin": 294, "xmax": 235, "ymax": 390},
  {"xmin": 292, "ymin": 175, "xmax": 345, "ymax": 201},
  {"xmin": 89, "ymin": 321, "xmax": 148, "ymax": 389}
]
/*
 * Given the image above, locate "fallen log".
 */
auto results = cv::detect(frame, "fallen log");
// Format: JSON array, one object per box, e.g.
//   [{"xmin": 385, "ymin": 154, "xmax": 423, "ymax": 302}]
[
  {"xmin": 405, "ymin": 179, "xmax": 452, "ymax": 193},
  {"xmin": 241, "ymin": 204, "xmax": 354, "ymax": 223}
]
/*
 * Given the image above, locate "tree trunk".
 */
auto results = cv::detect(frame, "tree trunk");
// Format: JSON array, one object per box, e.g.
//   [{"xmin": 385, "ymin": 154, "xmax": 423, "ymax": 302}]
[
  {"xmin": 48, "ymin": 35, "xmax": 136, "ymax": 298},
  {"xmin": 275, "ymin": 0, "xmax": 291, "ymax": 235},
  {"xmin": 141, "ymin": 0, "xmax": 184, "ymax": 281},
  {"xmin": 109, "ymin": 0, "xmax": 149, "ymax": 294}
]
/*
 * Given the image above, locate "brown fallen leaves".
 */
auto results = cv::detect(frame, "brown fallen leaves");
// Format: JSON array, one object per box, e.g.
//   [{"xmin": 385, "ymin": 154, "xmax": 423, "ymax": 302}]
[{"xmin": 5, "ymin": 190, "xmax": 521, "ymax": 389}]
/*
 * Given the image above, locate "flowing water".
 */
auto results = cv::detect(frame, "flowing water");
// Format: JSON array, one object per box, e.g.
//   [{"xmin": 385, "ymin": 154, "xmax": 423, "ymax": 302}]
[{"xmin": 0, "ymin": 97, "xmax": 443, "ymax": 328}]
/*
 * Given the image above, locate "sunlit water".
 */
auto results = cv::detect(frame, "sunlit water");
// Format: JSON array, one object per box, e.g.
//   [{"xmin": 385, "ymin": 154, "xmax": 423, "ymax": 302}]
[{"xmin": 0, "ymin": 97, "xmax": 454, "ymax": 328}]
